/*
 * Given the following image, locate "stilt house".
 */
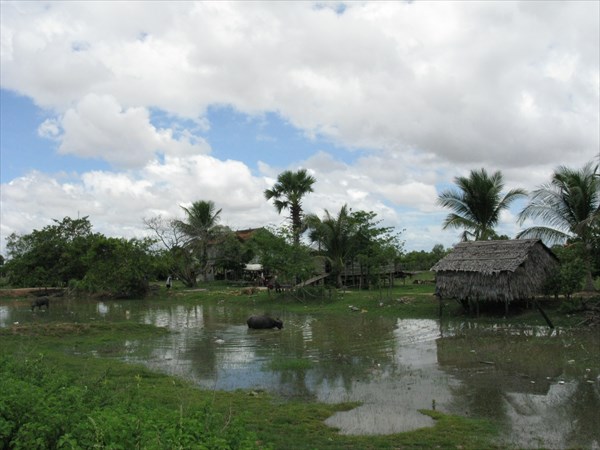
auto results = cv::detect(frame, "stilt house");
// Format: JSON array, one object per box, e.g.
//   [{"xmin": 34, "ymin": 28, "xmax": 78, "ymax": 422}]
[{"xmin": 431, "ymin": 239, "xmax": 559, "ymax": 312}]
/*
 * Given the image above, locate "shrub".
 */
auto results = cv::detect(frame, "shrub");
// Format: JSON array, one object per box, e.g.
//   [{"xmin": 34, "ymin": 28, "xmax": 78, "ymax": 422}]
[{"xmin": 0, "ymin": 354, "xmax": 262, "ymax": 449}]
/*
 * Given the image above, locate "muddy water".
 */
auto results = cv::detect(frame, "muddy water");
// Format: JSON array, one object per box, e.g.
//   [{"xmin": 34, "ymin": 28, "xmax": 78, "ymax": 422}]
[{"xmin": 2, "ymin": 299, "xmax": 599, "ymax": 449}]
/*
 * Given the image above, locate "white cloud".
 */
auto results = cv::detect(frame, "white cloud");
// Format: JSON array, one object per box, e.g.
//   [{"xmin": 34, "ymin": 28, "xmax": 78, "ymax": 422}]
[
  {"xmin": 0, "ymin": 156, "xmax": 281, "ymax": 254},
  {"xmin": 2, "ymin": 1, "xmax": 596, "ymax": 170},
  {"xmin": 37, "ymin": 118, "xmax": 61, "ymax": 139},
  {"xmin": 1, "ymin": 1, "xmax": 598, "ymax": 254},
  {"xmin": 53, "ymin": 94, "xmax": 212, "ymax": 168}
]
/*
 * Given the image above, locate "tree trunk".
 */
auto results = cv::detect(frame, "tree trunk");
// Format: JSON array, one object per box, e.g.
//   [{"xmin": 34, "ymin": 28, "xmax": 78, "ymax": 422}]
[{"xmin": 584, "ymin": 250, "xmax": 597, "ymax": 291}]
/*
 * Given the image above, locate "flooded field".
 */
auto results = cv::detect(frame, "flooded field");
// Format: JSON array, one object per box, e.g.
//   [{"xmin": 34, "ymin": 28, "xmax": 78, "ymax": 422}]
[{"xmin": 2, "ymin": 298, "xmax": 599, "ymax": 449}]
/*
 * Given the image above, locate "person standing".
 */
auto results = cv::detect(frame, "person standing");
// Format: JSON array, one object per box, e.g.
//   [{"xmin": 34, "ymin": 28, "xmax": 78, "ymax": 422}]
[{"xmin": 166, "ymin": 275, "xmax": 172, "ymax": 289}]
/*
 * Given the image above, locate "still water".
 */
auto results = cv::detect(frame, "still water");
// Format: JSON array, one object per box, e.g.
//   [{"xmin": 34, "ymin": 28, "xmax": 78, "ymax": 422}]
[{"xmin": 2, "ymin": 298, "xmax": 599, "ymax": 449}]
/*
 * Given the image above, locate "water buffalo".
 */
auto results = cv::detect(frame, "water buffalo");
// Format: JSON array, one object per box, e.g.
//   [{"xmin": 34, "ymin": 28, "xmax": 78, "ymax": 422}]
[
  {"xmin": 247, "ymin": 315, "xmax": 283, "ymax": 330},
  {"xmin": 31, "ymin": 297, "xmax": 49, "ymax": 311}
]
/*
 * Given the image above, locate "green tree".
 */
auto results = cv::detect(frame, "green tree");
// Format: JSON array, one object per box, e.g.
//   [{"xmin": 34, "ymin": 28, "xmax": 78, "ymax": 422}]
[
  {"xmin": 144, "ymin": 214, "xmax": 194, "ymax": 285},
  {"xmin": 211, "ymin": 230, "xmax": 254, "ymax": 280},
  {"xmin": 518, "ymin": 161, "xmax": 599, "ymax": 291},
  {"xmin": 307, "ymin": 207, "xmax": 403, "ymax": 289},
  {"xmin": 264, "ymin": 169, "xmax": 316, "ymax": 245},
  {"xmin": 4, "ymin": 217, "xmax": 97, "ymax": 287},
  {"xmin": 174, "ymin": 200, "xmax": 224, "ymax": 283},
  {"xmin": 438, "ymin": 168, "xmax": 527, "ymax": 241},
  {"xmin": 249, "ymin": 226, "xmax": 314, "ymax": 287},
  {"xmin": 400, "ymin": 244, "xmax": 450, "ymax": 271},
  {"xmin": 80, "ymin": 236, "xmax": 154, "ymax": 298},
  {"xmin": 306, "ymin": 204, "xmax": 355, "ymax": 288},
  {"xmin": 349, "ymin": 210, "xmax": 404, "ymax": 290}
]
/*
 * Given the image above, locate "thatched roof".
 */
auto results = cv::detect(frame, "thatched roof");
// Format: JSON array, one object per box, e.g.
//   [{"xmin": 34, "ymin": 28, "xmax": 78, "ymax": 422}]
[
  {"xmin": 431, "ymin": 239, "xmax": 559, "ymax": 302},
  {"xmin": 431, "ymin": 239, "xmax": 557, "ymax": 275}
]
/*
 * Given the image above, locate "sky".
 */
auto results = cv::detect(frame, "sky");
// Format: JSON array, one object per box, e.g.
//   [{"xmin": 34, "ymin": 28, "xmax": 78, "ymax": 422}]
[{"xmin": 1, "ymin": 1, "xmax": 599, "ymax": 256}]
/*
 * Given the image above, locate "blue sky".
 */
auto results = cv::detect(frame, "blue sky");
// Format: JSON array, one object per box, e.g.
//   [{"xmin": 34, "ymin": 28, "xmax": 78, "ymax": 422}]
[
  {"xmin": 1, "ymin": 90, "xmax": 111, "ymax": 179},
  {"xmin": 1, "ymin": 1, "xmax": 598, "ymax": 255}
]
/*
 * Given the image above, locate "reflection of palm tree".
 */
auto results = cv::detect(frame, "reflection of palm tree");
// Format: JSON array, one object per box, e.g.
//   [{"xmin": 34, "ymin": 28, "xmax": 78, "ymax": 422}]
[
  {"xmin": 174, "ymin": 200, "xmax": 223, "ymax": 282},
  {"xmin": 438, "ymin": 168, "xmax": 526, "ymax": 241},
  {"xmin": 264, "ymin": 169, "xmax": 316, "ymax": 245},
  {"xmin": 518, "ymin": 162, "xmax": 599, "ymax": 291}
]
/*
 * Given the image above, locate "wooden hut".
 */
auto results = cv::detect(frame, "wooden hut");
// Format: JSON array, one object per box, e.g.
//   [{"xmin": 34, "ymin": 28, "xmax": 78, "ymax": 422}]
[{"xmin": 431, "ymin": 239, "xmax": 559, "ymax": 314}]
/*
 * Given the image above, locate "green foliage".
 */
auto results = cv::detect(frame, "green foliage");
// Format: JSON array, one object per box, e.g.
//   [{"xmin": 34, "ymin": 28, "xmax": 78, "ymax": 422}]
[
  {"xmin": 3, "ymin": 216, "xmax": 171, "ymax": 297},
  {"xmin": 305, "ymin": 204, "xmax": 355, "ymax": 287},
  {"xmin": 543, "ymin": 245, "xmax": 587, "ymax": 299},
  {"xmin": 76, "ymin": 236, "xmax": 155, "ymax": 298},
  {"xmin": 0, "ymin": 353, "xmax": 262, "ymax": 450},
  {"xmin": 400, "ymin": 244, "xmax": 450, "ymax": 271},
  {"xmin": 174, "ymin": 200, "xmax": 226, "ymax": 283},
  {"xmin": 518, "ymin": 161, "xmax": 600, "ymax": 290},
  {"xmin": 248, "ymin": 226, "xmax": 314, "ymax": 284},
  {"xmin": 4, "ymin": 217, "xmax": 97, "ymax": 287},
  {"xmin": 168, "ymin": 245, "xmax": 201, "ymax": 288},
  {"xmin": 347, "ymin": 209, "xmax": 404, "ymax": 289},
  {"xmin": 212, "ymin": 232, "xmax": 254, "ymax": 280},
  {"xmin": 438, "ymin": 168, "xmax": 526, "ymax": 241},
  {"xmin": 306, "ymin": 206, "xmax": 404, "ymax": 288},
  {"xmin": 264, "ymin": 169, "xmax": 316, "ymax": 245}
]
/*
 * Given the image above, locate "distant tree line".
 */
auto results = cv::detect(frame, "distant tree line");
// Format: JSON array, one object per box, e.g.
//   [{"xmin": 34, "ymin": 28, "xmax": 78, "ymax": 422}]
[
  {"xmin": 2, "ymin": 217, "xmax": 162, "ymax": 297},
  {"xmin": 1, "ymin": 161, "xmax": 598, "ymax": 296}
]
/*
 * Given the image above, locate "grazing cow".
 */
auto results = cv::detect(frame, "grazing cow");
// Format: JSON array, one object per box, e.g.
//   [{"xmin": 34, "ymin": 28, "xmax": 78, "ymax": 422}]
[
  {"xmin": 247, "ymin": 315, "xmax": 283, "ymax": 330},
  {"xmin": 31, "ymin": 297, "xmax": 50, "ymax": 311}
]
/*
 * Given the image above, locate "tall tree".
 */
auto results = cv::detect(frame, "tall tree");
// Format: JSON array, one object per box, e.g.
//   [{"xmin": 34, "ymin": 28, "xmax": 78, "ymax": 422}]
[
  {"xmin": 174, "ymin": 200, "xmax": 224, "ymax": 282},
  {"xmin": 5, "ymin": 217, "xmax": 96, "ymax": 287},
  {"xmin": 349, "ymin": 210, "xmax": 404, "ymax": 290},
  {"xmin": 306, "ymin": 204, "xmax": 355, "ymax": 287},
  {"xmin": 264, "ymin": 169, "xmax": 316, "ymax": 245},
  {"xmin": 437, "ymin": 168, "xmax": 526, "ymax": 241},
  {"xmin": 518, "ymin": 161, "xmax": 599, "ymax": 291}
]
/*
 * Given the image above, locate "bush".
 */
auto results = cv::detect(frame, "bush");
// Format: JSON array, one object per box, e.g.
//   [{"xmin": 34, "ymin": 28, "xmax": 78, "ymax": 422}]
[{"xmin": 0, "ymin": 354, "xmax": 262, "ymax": 449}]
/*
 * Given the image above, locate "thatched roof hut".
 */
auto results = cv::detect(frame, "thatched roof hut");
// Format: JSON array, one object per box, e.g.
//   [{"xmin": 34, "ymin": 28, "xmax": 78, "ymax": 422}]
[{"xmin": 431, "ymin": 239, "xmax": 558, "ymax": 303}]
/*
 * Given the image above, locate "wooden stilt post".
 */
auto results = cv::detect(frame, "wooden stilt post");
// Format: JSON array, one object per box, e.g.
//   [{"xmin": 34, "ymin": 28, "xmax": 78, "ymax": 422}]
[{"xmin": 534, "ymin": 300, "xmax": 555, "ymax": 329}]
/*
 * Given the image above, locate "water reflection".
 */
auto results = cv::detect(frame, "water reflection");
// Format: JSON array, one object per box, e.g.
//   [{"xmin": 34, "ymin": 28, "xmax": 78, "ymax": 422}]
[
  {"xmin": 1, "ymin": 298, "xmax": 598, "ymax": 448},
  {"xmin": 323, "ymin": 319, "xmax": 452, "ymax": 434}
]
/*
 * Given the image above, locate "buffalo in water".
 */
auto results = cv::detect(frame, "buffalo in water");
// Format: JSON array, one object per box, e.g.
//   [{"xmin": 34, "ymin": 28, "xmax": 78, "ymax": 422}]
[
  {"xmin": 247, "ymin": 315, "xmax": 283, "ymax": 330},
  {"xmin": 31, "ymin": 297, "xmax": 49, "ymax": 311}
]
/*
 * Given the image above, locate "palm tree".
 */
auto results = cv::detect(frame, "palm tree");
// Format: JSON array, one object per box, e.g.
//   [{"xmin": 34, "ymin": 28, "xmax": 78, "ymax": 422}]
[
  {"xmin": 174, "ymin": 200, "xmax": 223, "ymax": 282},
  {"xmin": 306, "ymin": 204, "xmax": 354, "ymax": 287},
  {"xmin": 518, "ymin": 161, "xmax": 599, "ymax": 291},
  {"xmin": 264, "ymin": 169, "xmax": 316, "ymax": 245},
  {"xmin": 438, "ymin": 168, "xmax": 527, "ymax": 241}
]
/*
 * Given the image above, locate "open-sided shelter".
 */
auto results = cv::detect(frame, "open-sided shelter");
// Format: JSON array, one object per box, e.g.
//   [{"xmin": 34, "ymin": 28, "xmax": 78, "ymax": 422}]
[{"xmin": 431, "ymin": 239, "xmax": 559, "ymax": 313}]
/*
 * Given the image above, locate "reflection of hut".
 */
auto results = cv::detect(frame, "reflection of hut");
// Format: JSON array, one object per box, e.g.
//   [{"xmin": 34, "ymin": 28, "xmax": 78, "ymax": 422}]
[
  {"xmin": 431, "ymin": 239, "xmax": 558, "ymax": 314},
  {"xmin": 436, "ymin": 336, "xmax": 555, "ymax": 395}
]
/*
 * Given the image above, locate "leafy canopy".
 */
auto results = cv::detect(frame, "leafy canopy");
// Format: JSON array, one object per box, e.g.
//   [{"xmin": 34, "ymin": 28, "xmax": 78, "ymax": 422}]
[
  {"xmin": 264, "ymin": 169, "xmax": 316, "ymax": 244},
  {"xmin": 438, "ymin": 168, "xmax": 526, "ymax": 241}
]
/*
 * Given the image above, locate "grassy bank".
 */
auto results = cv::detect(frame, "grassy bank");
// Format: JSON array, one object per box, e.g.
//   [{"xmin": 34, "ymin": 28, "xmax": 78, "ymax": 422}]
[{"xmin": 159, "ymin": 278, "xmax": 596, "ymax": 329}]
